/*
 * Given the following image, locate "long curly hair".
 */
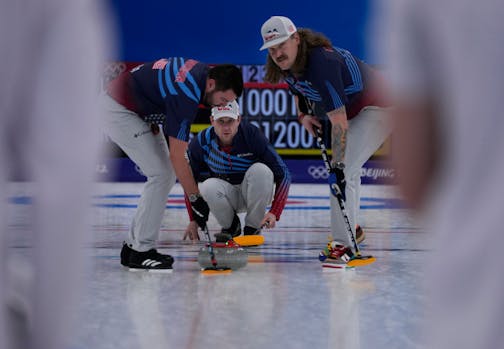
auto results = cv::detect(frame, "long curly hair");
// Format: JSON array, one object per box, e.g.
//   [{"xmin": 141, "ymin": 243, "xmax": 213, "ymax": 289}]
[{"xmin": 264, "ymin": 28, "xmax": 332, "ymax": 83}]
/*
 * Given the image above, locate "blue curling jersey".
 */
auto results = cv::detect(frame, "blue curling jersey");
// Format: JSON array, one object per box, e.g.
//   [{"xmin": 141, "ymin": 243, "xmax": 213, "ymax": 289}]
[
  {"xmin": 106, "ymin": 57, "xmax": 209, "ymax": 142},
  {"xmin": 187, "ymin": 121, "xmax": 291, "ymax": 220},
  {"xmin": 285, "ymin": 46, "xmax": 388, "ymax": 119}
]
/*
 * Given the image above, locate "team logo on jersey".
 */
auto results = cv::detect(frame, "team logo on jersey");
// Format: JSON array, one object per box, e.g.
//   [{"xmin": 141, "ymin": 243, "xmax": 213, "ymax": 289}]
[
  {"xmin": 285, "ymin": 78, "xmax": 322, "ymax": 102},
  {"xmin": 152, "ymin": 59, "xmax": 168, "ymax": 69},
  {"xmin": 175, "ymin": 59, "xmax": 198, "ymax": 83}
]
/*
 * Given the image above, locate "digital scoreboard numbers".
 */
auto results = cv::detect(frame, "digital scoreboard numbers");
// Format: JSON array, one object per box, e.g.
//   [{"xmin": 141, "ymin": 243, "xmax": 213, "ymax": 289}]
[
  {"xmin": 239, "ymin": 65, "xmax": 318, "ymax": 155},
  {"xmin": 238, "ymin": 64, "xmax": 390, "ymax": 157},
  {"xmin": 241, "ymin": 64, "xmax": 266, "ymax": 83}
]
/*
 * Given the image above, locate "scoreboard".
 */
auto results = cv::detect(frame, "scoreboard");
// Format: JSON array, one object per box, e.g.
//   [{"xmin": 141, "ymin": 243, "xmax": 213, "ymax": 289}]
[
  {"xmin": 206, "ymin": 64, "xmax": 388, "ymax": 157},
  {"xmin": 238, "ymin": 66, "xmax": 315, "ymax": 155}
]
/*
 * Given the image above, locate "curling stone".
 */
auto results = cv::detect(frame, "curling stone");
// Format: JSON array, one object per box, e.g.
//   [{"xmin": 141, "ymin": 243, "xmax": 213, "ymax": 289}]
[{"xmin": 197, "ymin": 240, "xmax": 248, "ymax": 270}]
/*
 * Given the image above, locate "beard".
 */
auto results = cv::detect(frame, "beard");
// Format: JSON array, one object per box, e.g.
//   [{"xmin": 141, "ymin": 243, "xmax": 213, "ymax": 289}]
[
  {"xmin": 274, "ymin": 55, "xmax": 292, "ymax": 71},
  {"xmin": 203, "ymin": 89, "xmax": 215, "ymax": 107}
]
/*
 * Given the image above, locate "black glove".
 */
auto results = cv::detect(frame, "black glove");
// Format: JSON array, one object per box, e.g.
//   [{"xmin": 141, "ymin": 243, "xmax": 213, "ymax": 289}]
[
  {"xmin": 190, "ymin": 196, "xmax": 210, "ymax": 229},
  {"xmin": 328, "ymin": 167, "xmax": 346, "ymax": 201}
]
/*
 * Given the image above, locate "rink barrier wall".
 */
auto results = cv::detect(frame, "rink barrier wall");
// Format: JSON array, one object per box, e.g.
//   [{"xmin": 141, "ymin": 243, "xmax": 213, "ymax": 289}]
[{"xmin": 95, "ymin": 158, "xmax": 395, "ymax": 185}]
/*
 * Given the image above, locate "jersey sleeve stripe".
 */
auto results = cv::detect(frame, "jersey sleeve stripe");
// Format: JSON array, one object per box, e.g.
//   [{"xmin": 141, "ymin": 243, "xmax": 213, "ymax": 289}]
[
  {"xmin": 325, "ymin": 80, "xmax": 344, "ymax": 109},
  {"xmin": 205, "ymin": 156, "xmax": 230, "ymax": 172},
  {"xmin": 157, "ymin": 69, "xmax": 167, "ymax": 98},
  {"xmin": 206, "ymin": 151, "xmax": 252, "ymax": 173},
  {"xmin": 164, "ymin": 61, "xmax": 178, "ymax": 96},
  {"xmin": 335, "ymin": 47, "xmax": 363, "ymax": 94},
  {"xmin": 207, "ymin": 152, "xmax": 245, "ymax": 171},
  {"xmin": 185, "ymin": 71, "xmax": 201, "ymax": 101},
  {"xmin": 179, "ymin": 58, "xmax": 202, "ymax": 101},
  {"xmin": 173, "ymin": 58, "xmax": 199, "ymax": 103},
  {"xmin": 177, "ymin": 119, "xmax": 190, "ymax": 140},
  {"xmin": 177, "ymin": 82, "xmax": 199, "ymax": 103},
  {"xmin": 299, "ymin": 81, "xmax": 322, "ymax": 101},
  {"xmin": 204, "ymin": 128, "xmax": 212, "ymax": 144},
  {"xmin": 209, "ymin": 142, "xmax": 254, "ymax": 165}
]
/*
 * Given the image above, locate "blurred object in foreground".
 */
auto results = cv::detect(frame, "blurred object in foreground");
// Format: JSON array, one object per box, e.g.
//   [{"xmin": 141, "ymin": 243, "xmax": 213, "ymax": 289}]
[
  {"xmin": 0, "ymin": 0, "xmax": 115, "ymax": 348},
  {"xmin": 372, "ymin": 0, "xmax": 504, "ymax": 348}
]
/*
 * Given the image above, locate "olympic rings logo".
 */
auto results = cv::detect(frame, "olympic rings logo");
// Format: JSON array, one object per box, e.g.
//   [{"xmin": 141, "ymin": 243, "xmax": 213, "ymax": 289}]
[
  {"xmin": 103, "ymin": 62, "xmax": 127, "ymax": 80},
  {"xmin": 308, "ymin": 166, "xmax": 329, "ymax": 179}
]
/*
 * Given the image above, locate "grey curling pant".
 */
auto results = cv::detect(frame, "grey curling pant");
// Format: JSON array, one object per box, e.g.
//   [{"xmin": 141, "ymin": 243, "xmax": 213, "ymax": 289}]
[
  {"xmin": 200, "ymin": 163, "xmax": 274, "ymax": 231},
  {"xmin": 330, "ymin": 106, "xmax": 393, "ymax": 246},
  {"xmin": 102, "ymin": 94, "xmax": 177, "ymax": 252}
]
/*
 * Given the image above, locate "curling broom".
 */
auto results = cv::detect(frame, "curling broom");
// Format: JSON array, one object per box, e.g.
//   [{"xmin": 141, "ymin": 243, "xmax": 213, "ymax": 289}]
[
  {"xmin": 314, "ymin": 128, "xmax": 376, "ymax": 268},
  {"xmin": 198, "ymin": 225, "xmax": 247, "ymax": 274}
]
